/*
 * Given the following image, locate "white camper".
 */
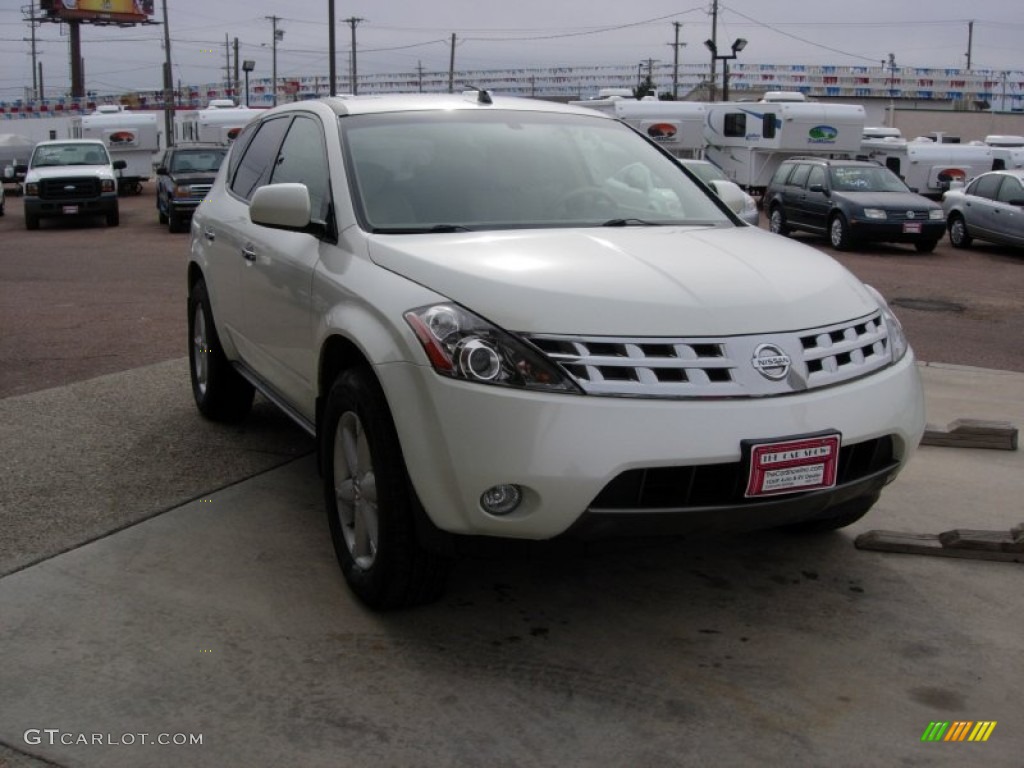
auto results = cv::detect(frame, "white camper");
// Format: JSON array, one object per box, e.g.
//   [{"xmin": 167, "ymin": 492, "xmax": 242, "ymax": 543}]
[
  {"xmin": 860, "ymin": 136, "xmax": 1000, "ymax": 198},
  {"xmin": 177, "ymin": 101, "xmax": 257, "ymax": 146},
  {"xmin": 70, "ymin": 105, "xmax": 159, "ymax": 194},
  {"xmin": 571, "ymin": 98, "xmax": 707, "ymax": 158},
  {"xmin": 702, "ymin": 100, "xmax": 865, "ymax": 194}
]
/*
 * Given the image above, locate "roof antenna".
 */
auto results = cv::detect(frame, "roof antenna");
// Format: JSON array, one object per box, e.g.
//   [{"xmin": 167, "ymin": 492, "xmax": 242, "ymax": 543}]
[{"xmin": 462, "ymin": 84, "xmax": 493, "ymax": 105}]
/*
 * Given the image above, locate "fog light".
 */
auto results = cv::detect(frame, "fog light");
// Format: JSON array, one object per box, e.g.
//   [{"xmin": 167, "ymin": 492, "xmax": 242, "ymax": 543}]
[{"xmin": 480, "ymin": 484, "xmax": 522, "ymax": 515}]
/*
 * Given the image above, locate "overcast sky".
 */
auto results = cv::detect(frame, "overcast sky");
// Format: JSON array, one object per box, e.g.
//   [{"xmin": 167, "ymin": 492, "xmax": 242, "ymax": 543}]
[{"xmin": 1, "ymin": 1, "xmax": 1021, "ymax": 101}]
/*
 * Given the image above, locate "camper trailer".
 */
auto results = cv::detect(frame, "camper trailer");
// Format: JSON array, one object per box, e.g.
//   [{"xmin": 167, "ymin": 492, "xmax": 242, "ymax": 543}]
[
  {"xmin": 70, "ymin": 105, "xmax": 159, "ymax": 194},
  {"xmin": 860, "ymin": 137, "xmax": 1000, "ymax": 198},
  {"xmin": 570, "ymin": 98, "xmax": 707, "ymax": 158},
  {"xmin": 702, "ymin": 101, "xmax": 865, "ymax": 195},
  {"xmin": 177, "ymin": 100, "xmax": 258, "ymax": 146}
]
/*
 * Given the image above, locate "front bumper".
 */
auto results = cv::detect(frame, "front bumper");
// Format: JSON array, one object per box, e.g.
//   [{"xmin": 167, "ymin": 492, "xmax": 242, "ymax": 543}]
[
  {"xmin": 24, "ymin": 195, "xmax": 117, "ymax": 217},
  {"xmin": 849, "ymin": 218, "xmax": 945, "ymax": 243},
  {"xmin": 377, "ymin": 352, "xmax": 925, "ymax": 540}
]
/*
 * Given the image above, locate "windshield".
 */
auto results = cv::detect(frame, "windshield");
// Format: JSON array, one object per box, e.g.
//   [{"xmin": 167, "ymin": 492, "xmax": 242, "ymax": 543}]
[
  {"xmin": 340, "ymin": 110, "xmax": 733, "ymax": 233},
  {"xmin": 682, "ymin": 161, "xmax": 727, "ymax": 184},
  {"xmin": 829, "ymin": 165, "xmax": 910, "ymax": 193},
  {"xmin": 171, "ymin": 149, "xmax": 226, "ymax": 174},
  {"xmin": 31, "ymin": 143, "xmax": 109, "ymax": 167}
]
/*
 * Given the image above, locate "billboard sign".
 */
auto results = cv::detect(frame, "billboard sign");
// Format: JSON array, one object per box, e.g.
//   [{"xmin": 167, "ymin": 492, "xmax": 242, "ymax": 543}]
[{"xmin": 39, "ymin": 1, "xmax": 155, "ymax": 24}]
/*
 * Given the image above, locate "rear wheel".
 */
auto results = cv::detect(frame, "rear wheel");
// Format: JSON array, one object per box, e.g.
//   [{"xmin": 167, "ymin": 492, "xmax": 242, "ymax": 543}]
[
  {"xmin": 768, "ymin": 205, "xmax": 790, "ymax": 236},
  {"xmin": 187, "ymin": 279, "xmax": 254, "ymax": 422},
  {"xmin": 829, "ymin": 213, "xmax": 852, "ymax": 250},
  {"xmin": 948, "ymin": 214, "xmax": 972, "ymax": 249},
  {"xmin": 322, "ymin": 367, "xmax": 452, "ymax": 609}
]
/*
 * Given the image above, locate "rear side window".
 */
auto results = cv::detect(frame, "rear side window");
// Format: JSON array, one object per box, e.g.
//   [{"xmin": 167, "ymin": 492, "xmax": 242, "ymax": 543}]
[
  {"xmin": 996, "ymin": 176, "xmax": 1022, "ymax": 203},
  {"xmin": 807, "ymin": 165, "xmax": 826, "ymax": 189},
  {"xmin": 229, "ymin": 117, "xmax": 291, "ymax": 201},
  {"xmin": 970, "ymin": 173, "xmax": 1003, "ymax": 201},
  {"xmin": 788, "ymin": 164, "xmax": 811, "ymax": 188},
  {"xmin": 770, "ymin": 164, "xmax": 793, "ymax": 186}
]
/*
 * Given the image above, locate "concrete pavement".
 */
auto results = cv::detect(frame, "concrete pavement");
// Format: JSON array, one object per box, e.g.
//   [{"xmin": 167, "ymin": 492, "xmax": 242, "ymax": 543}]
[{"xmin": 0, "ymin": 360, "xmax": 1021, "ymax": 767}]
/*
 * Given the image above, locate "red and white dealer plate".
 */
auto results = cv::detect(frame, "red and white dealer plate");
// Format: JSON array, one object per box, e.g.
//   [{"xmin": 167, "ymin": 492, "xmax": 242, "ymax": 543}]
[{"xmin": 744, "ymin": 433, "xmax": 841, "ymax": 497}]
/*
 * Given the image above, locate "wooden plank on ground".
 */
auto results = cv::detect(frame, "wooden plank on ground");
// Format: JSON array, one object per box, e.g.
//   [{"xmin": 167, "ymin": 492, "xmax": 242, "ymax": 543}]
[
  {"xmin": 937, "ymin": 528, "xmax": 1024, "ymax": 552},
  {"xmin": 855, "ymin": 530, "xmax": 1024, "ymax": 562},
  {"xmin": 921, "ymin": 419, "xmax": 1018, "ymax": 450}
]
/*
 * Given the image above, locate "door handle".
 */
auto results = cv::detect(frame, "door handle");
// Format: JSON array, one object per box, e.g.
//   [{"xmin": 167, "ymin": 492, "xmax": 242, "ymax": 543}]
[
  {"xmin": 203, "ymin": 229, "xmax": 215, "ymax": 242},
  {"xmin": 242, "ymin": 246, "xmax": 257, "ymax": 262}
]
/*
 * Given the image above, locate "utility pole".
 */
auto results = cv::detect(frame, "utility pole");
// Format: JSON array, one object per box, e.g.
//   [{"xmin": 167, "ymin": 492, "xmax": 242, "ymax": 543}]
[
  {"xmin": 328, "ymin": 0, "xmax": 336, "ymax": 95},
  {"xmin": 669, "ymin": 21, "xmax": 685, "ymax": 100},
  {"xmin": 708, "ymin": 0, "xmax": 719, "ymax": 101},
  {"xmin": 267, "ymin": 16, "xmax": 282, "ymax": 106},
  {"xmin": 233, "ymin": 37, "xmax": 239, "ymax": 97},
  {"xmin": 224, "ymin": 33, "xmax": 231, "ymax": 93},
  {"xmin": 887, "ymin": 52, "xmax": 897, "ymax": 128},
  {"xmin": 343, "ymin": 17, "xmax": 363, "ymax": 95},
  {"xmin": 448, "ymin": 33, "xmax": 456, "ymax": 93},
  {"xmin": 417, "ymin": 61, "xmax": 424, "ymax": 93},
  {"xmin": 161, "ymin": 0, "xmax": 173, "ymax": 146},
  {"xmin": 965, "ymin": 20, "xmax": 973, "ymax": 71},
  {"xmin": 27, "ymin": 1, "xmax": 39, "ymax": 99}
]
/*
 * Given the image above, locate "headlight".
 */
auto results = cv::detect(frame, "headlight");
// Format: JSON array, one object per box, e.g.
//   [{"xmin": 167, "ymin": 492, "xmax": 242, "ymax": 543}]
[
  {"xmin": 929, "ymin": 209, "xmax": 943, "ymax": 220},
  {"xmin": 405, "ymin": 303, "xmax": 582, "ymax": 393},
  {"xmin": 101, "ymin": 179, "xmax": 115, "ymax": 193},
  {"xmin": 173, "ymin": 185, "xmax": 192, "ymax": 198},
  {"xmin": 863, "ymin": 208, "xmax": 887, "ymax": 220},
  {"xmin": 25, "ymin": 182, "xmax": 39, "ymax": 196},
  {"xmin": 866, "ymin": 286, "xmax": 909, "ymax": 363}
]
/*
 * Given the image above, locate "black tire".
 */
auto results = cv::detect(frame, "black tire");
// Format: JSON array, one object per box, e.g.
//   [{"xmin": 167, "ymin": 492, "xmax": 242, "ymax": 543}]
[
  {"xmin": 829, "ymin": 213, "xmax": 852, "ymax": 251},
  {"xmin": 914, "ymin": 239, "xmax": 938, "ymax": 254},
  {"xmin": 106, "ymin": 208, "xmax": 120, "ymax": 227},
  {"xmin": 168, "ymin": 211, "xmax": 182, "ymax": 233},
  {"xmin": 768, "ymin": 205, "xmax": 790, "ymax": 236},
  {"xmin": 158, "ymin": 202, "xmax": 168, "ymax": 225},
  {"xmin": 781, "ymin": 492, "xmax": 878, "ymax": 534},
  {"xmin": 187, "ymin": 279, "xmax": 254, "ymax": 422},
  {"xmin": 25, "ymin": 211, "xmax": 39, "ymax": 230},
  {"xmin": 322, "ymin": 367, "xmax": 452, "ymax": 609},
  {"xmin": 948, "ymin": 214, "xmax": 972, "ymax": 249}
]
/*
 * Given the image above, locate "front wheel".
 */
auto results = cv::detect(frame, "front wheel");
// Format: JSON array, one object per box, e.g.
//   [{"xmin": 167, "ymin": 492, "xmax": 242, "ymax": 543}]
[
  {"xmin": 914, "ymin": 239, "xmax": 938, "ymax": 254},
  {"xmin": 322, "ymin": 368, "xmax": 452, "ymax": 609},
  {"xmin": 948, "ymin": 214, "xmax": 972, "ymax": 249},
  {"xmin": 106, "ymin": 208, "xmax": 120, "ymax": 227},
  {"xmin": 829, "ymin": 213, "xmax": 852, "ymax": 251},
  {"xmin": 25, "ymin": 210, "xmax": 39, "ymax": 230},
  {"xmin": 187, "ymin": 279, "xmax": 254, "ymax": 422}
]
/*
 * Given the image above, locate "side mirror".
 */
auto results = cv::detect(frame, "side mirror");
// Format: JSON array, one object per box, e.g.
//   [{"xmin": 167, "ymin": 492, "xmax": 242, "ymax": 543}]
[
  {"xmin": 156, "ymin": 166, "xmax": 168, "ymax": 176},
  {"xmin": 113, "ymin": 159, "xmax": 127, "ymax": 170},
  {"xmin": 708, "ymin": 179, "xmax": 748, "ymax": 214},
  {"xmin": 15, "ymin": 164, "xmax": 28, "ymax": 175},
  {"xmin": 250, "ymin": 183, "xmax": 312, "ymax": 231},
  {"xmin": 1008, "ymin": 199, "xmax": 1024, "ymax": 207}
]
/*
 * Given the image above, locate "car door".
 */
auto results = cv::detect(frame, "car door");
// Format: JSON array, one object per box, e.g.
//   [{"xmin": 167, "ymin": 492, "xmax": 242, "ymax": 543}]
[
  {"xmin": 801, "ymin": 165, "xmax": 832, "ymax": 232},
  {"xmin": 239, "ymin": 112, "xmax": 335, "ymax": 418},
  {"xmin": 991, "ymin": 175, "xmax": 1024, "ymax": 246},
  {"xmin": 964, "ymin": 173, "xmax": 1003, "ymax": 242},
  {"xmin": 782, "ymin": 163, "xmax": 812, "ymax": 229}
]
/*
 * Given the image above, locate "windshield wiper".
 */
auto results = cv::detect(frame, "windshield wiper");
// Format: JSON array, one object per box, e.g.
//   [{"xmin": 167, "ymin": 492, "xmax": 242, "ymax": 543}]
[
  {"xmin": 602, "ymin": 218, "xmax": 663, "ymax": 227},
  {"xmin": 370, "ymin": 224, "xmax": 475, "ymax": 235},
  {"xmin": 428, "ymin": 224, "xmax": 474, "ymax": 232}
]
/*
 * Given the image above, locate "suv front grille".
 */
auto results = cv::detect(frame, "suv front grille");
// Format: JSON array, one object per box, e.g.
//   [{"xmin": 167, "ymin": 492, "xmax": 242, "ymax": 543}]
[
  {"xmin": 525, "ymin": 311, "xmax": 891, "ymax": 398},
  {"xmin": 39, "ymin": 177, "xmax": 101, "ymax": 200},
  {"xmin": 589, "ymin": 436, "xmax": 895, "ymax": 510}
]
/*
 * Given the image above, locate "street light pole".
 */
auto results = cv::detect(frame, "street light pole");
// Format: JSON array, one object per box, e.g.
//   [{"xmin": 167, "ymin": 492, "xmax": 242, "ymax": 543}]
[
  {"xmin": 242, "ymin": 59, "xmax": 255, "ymax": 108},
  {"xmin": 704, "ymin": 37, "xmax": 746, "ymax": 102}
]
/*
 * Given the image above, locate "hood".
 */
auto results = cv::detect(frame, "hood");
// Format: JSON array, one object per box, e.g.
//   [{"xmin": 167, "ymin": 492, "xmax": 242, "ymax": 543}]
[
  {"xmin": 28, "ymin": 165, "xmax": 114, "ymax": 182},
  {"xmin": 367, "ymin": 226, "xmax": 878, "ymax": 336},
  {"xmin": 833, "ymin": 190, "xmax": 941, "ymax": 210},
  {"xmin": 169, "ymin": 171, "xmax": 219, "ymax": 184}
]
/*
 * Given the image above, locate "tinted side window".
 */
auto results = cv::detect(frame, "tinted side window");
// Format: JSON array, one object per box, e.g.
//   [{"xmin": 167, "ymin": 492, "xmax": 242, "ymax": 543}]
[
  {"xmin": 770, "ymin": 164, "xmax": 793, "ymax": 186},
  {"xmin": 996, "ymin": 177, "xmax": 1022, "ymax": 203},
  {"xmin": 807, "ymin": 166, "xmax": 826, "ymax": 189},
  {"xmin": 225, "ymin": 120, "xmax": 259, "ymax": 184},
  {"xmin": 788, "ymin": 164, "xmax": 811, "ymax": 188},
  {"xmin": 270, "ymin": 115, "xmax": 331, "ymax": 222},
  {"xmin": 971, "ymin": 174, "xmax": 1003, "ymax": 200},
  {"xmin": 229, "ymin": 116, "xmax": 291, "ymax": 201},
  {"xmin": 724, "ymin": 113, "xmax": 746, "ymax": 138}
]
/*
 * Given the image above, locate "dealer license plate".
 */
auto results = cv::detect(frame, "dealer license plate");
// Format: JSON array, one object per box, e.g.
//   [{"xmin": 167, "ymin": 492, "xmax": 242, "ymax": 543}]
[
  {"xmin": 744, "ymin": 433, "xmax": 841, "ymax": 497},
  {"xmin": 902, "ymin": 222, "xmax": 922, "ymax": 234},
  {"xmin": 62, "ymin": 205, "xmax": 79, "ymax": 215}
]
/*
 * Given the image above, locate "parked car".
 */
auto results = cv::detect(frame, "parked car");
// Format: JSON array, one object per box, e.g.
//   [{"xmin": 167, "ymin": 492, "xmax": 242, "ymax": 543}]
[
  {"xmin": 677, "ymin": 158, "xmax": 760, "ymax": 225},
  {"xmin": 156, "ymin": 144, "xmax": 227, "ymax": 232},
  {"xmin": 19, "ymin": 139, "xmax": 125, "ymax": 230},
  {"xmin": 188, "ymin": 93, "xmax": 925, "ymax": 609},
  {"xmin": 765, "ymin": 157, "xmax": 945, "ymax": 252},
  {"xmin": 942, "ymin": 169, "xmax": 1024, "ymax": 249}
]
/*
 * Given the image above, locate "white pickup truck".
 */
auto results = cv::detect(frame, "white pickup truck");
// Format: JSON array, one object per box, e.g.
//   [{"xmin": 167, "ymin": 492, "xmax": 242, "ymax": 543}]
[{"xmin": 19, "ymin": 139, "xmax": 125, "ymax": 230}]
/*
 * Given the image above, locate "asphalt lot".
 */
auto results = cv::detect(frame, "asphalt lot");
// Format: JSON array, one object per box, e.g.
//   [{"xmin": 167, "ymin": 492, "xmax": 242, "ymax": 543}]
[{"xmin": 1, "ymin": 187, "xmax": 1022, "ymax": 767}]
